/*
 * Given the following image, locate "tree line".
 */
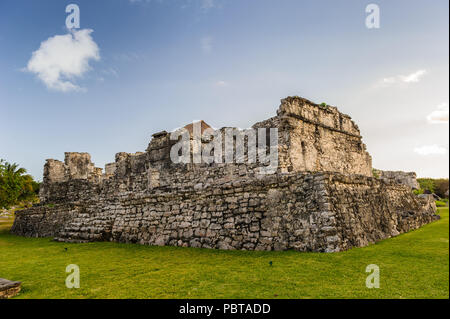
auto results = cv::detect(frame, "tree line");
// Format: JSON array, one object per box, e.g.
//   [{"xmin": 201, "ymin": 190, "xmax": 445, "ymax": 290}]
[
  {"xmin": 416, "ymin": 178, "xmax": 449, "ymax": 199},
  {"xmin": 0, "ymin": 159, "xmax": 40, "ymax": 209}
]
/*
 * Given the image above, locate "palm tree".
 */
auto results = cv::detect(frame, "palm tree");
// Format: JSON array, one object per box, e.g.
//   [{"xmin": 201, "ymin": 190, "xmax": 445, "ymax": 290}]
[
  {"xmin": 0, "ymin": 160, "xmax": 35, "ymax": 208},
  {"xmin": 3, "ymin": 162, "xmax": 27, "ymax": 178}
]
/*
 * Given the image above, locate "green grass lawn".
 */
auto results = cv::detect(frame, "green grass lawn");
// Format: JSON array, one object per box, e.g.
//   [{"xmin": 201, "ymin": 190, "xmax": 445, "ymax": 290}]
[{"xmin": 0, "ymin": 208, "xmax": 448, "ymax": 299}]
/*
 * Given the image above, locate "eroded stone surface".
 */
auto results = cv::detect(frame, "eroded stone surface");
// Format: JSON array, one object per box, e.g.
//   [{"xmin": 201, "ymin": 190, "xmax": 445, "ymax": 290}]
[
  {"xmin": 374, "ymin": 169, "xmax": 420, "ymax": 190},
  {"xmin": 11, "ymin": 96, "xmax": 439, "ymax": 252},
  {"xmin": 0, "ymin": 279, "xmax": 21, "ymax": 299}
]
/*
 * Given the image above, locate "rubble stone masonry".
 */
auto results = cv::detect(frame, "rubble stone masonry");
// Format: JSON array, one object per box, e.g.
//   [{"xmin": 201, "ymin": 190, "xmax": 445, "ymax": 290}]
[{"xmin": 11, "ymin": 97, "xmax": 439, "ymax": 252}]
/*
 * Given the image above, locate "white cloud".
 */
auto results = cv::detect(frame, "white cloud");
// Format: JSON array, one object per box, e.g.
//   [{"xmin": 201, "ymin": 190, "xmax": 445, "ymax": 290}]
[
  {"xmin": 381, "ymin": 69, "xmax": 427, "ymax": 86},
  {"xmin": 414, "ymin": 144, "xmax": 448, "ymax": 156},
  {"xmin": 201, "ymin": 36, "xmax": 213, "ymax": 53},
  {"xmin": 427, "ymin": 103, "xmax": 449, "ymax": 124},
  {"xmin": 215, "ymin": 80, "xmax": 228, "ymax": 87},
  {"xmin": 381, "ymin": 77, "xmax": 396, "ymax": 85},
  {"xmin": 400, "ymin": 69, "xmax": 427, "ymax": 83},
  {"xmin": 26, "ymin": 29, "xmax": 100, "ymax": 92}
]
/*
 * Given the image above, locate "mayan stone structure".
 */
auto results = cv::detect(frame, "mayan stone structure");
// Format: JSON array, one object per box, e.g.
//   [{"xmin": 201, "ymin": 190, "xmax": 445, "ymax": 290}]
[
  {"xmin": 11, "ymin": 96, "xmax": 439, "ymax": 252},
  {"xmin": 372, "ymin": 169, "xmax": 420, "ymax": 190}
]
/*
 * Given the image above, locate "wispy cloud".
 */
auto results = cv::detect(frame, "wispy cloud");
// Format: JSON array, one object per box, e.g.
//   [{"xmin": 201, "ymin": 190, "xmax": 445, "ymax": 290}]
[
  {"xmin": 128, "ymin": 0, "xmax": 153, "ymax": 3},
  {"xmin": 25, "ymin": 29, "xmax": 100, "ymax": 92},
  {"xmin": 101, "ymin": 67, "xmax": 119, "ymax": 78},
  {"xmin": 201, "ymin": 36, "xmax": 213, "ymax": 53},
  {"xmin": 214, "ymin": 80, "xmax": 228, "ymax": 87},
  {"xmin": 112, "ymin": 52, "xmax": 143, "ymax": 62},
  {"xmin": 401, "ymin": 69, "xmax": 427, "ymax": 83},
  {"xmin": 380, "ymin": 69, "xmax": 427, "ymax": 86},
  {"xmin": 130, "ymin": 0, "xmax": 218, "ymax": 11},
  {"xmin": 414, "ymin": 144, "xmax": 448, "ymax": 156},
  {"xmin": 201, "ymin": 0, "xmax": 215, "ymax": 10},
  {"xmin": 427, "ymin": 103, "xmax": 449, "ymax": 124}
]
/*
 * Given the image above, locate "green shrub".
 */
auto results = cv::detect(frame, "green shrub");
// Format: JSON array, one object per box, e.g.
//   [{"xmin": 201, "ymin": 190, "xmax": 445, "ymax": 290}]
[
  {"xmin": 417, "ymin": 178, "xmax": 449, "ymax": 199},
  {"xmin": 417, "ymin": 178, "xmax": 435, "ymax": 193},
  {"xmin": 372, "ymin": 169, "xmax": 380, "ymax": 179},
  {"xmin": 0, "ymin": 159, "xmax": 40, "ymax": 209}
]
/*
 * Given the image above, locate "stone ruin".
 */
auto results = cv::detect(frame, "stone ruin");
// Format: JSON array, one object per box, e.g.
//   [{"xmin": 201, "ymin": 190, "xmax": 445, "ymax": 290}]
[
  {"xmin": 372, "ymin": 169, "xmax": 420, "ymax": 190},
  {"xmin": 11, "ymin": 96, "xmax": 439, "ymax": 252}
]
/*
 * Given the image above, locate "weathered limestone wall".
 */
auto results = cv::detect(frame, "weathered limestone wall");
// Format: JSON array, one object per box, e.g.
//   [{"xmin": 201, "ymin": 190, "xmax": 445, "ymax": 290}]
[
  {"xmin": 39, "ymin": 153, "xmax": 103, "ymax": 203},
  {"xmin": 276, "ymin": 97, "xmax": 372, "ymax": 176},
  {"xmin": 10, "ymin": 203, "xmax": 80, "ymax": 238},
  {"xmin": 10, "ymin": 96, "xmax": 438, "ymax": 252},
  {"xmin": 324, "ymin": 174, "xmax": 436, "ymax": 250},
  {"xmin": 12, "ymin": 172, "xmax": 437, "ymax": 252},
  {"xmin": 373, "ymin": 169, "xmax": 420, "ymax": 190}
]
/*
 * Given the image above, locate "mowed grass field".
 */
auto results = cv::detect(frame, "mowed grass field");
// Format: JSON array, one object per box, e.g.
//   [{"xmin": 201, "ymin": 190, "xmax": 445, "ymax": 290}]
[{"xmin": 0, "ymin": 208, "xmax": 448, "ymax": 299}]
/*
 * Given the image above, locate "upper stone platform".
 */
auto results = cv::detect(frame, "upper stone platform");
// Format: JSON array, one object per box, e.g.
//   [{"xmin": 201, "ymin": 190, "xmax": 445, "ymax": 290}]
[
  {"xmin": 277, "ymin": 96, "xmax": 361, "ymax": 137},
  {"xmin": 40, "ymin": 96, "xmax": 374, "ymax": 202}
]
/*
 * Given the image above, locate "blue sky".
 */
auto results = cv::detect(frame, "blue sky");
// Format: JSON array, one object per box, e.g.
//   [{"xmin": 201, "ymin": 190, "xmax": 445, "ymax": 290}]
[{"xmin": 0, "ymin": 0, "xmax": 448, "ymax": 180}]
